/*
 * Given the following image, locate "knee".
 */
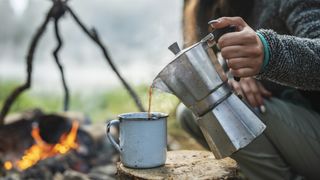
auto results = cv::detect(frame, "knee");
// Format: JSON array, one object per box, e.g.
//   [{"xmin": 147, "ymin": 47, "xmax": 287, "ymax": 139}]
[
  {"xmin": 259, "ymin": 98, "xmax": 287, "ymax": 124},
  {"xmin": 175, "ymin": 103, "xmax": 209, "ymax": 149}
]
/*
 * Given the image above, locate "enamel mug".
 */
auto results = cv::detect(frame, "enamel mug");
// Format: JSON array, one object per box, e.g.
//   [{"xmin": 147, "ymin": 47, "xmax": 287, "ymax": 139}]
[{"xmin": 106, "ymin": 112, "xmax": 168, "ymax": 168}]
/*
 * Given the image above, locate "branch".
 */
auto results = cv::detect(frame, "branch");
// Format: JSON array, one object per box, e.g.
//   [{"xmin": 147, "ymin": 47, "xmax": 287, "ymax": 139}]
[
  {"xmin": 53, "ymin": 18, "xmax": 70, "ymax": 111},
  {"xmin": 66, "ymin": 7, "xmax": 146, "ymax": 112},
  {"xmin": 0, "ymin": 7, "xmax": 53, "ymax": 125}
]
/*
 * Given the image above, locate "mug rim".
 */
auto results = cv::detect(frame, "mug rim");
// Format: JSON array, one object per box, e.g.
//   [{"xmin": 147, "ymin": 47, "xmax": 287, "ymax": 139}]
[{"xmin": 118, "ymin": 112, "xmax": 168, "ymax": 121}]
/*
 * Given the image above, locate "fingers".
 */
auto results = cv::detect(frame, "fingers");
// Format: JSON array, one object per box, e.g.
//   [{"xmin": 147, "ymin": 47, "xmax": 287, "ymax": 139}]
[
  {"xmin": 217, "ymin": 32, "xmax": 244, "ymax": 48},
  {"xmin": 221, "ymin": 45, "xmax": 261, "ymax": 59},
  {"xmin": 210, "ymin": 17, "xmax": 247, "ymax": 30},
  {"xmin": 229, "ymin": 77, "xmax": 272, "ymax": 107},
  {"xmin": 209, "ymin": 16, "xmax": 264, "ymax": 77},
  {"xmin": 223, "ymin": 46, "xmax": 263, "ymax": 76},
  {"xmin": 218, "ymin": 30, "xmax": 257, "ymax": 48},
  {"xmin": 230, "ymin": 68, "xmax": 259, "ymax": 77},
  {"xmin": 258, "ymin": 82, "xmax": 272, "ymax": 97},
  {"xmin": 221, "ymin": 46, "xmax": 247, "ymax": 59},
  {"xmin": 226, "ymin": 58, "xmax": 249, "ymax": 70},
  {"xmin": 247, "ymin": 79, "xmax": 263, "ymax": 106},
  {"xmin": 240, "ymin": 79, "xmax": 259, "ymax": 107},
  {"xmin": 229, "ymin": 79, "xmax": 244, "ymax": 98}
]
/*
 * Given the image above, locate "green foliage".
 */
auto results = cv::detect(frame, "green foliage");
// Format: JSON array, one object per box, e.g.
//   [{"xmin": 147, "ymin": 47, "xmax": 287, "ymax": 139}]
[
  {"xmin": 0, "ymin": 81, "xmax": 61, "ymax": 114},
  {"xmin": 0, "ymin": 80, "xmax": 202, "ymax": 149},
  {"xmin": 0, "ymin": 81, "xmax": 179, "ymax": 122}
]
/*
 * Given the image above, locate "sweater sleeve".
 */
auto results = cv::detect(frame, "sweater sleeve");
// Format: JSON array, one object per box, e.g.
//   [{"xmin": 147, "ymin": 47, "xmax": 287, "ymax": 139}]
[{"xmin": 256, "ymin": 0, "xmax": 320, "ymax": 90}]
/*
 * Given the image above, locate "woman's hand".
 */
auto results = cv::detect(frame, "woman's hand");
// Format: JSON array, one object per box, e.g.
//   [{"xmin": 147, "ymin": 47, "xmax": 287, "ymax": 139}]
[
  {"xmin": 229, "ymin": 77, "xmax": 272, "ymax": 108},
  {"xmin": 210, "ymin": 17, "xmax": 264, "ymax": 77}
]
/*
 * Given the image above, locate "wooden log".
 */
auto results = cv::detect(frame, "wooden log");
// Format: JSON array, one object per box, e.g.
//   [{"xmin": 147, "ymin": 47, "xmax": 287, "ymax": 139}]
[
  {"xmin": 117, "ymin": 150, "xmax": 238, "ymax": 180},
  {"xmin": 0, "ymin": 113, "xmax": 72, "ymax": 157}
]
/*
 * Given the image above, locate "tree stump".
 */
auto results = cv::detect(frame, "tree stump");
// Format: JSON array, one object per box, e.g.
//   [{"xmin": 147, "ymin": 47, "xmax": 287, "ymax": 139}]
[{"xmin": 116, "ymin": 150, "xmax": 238, "ymax": 180}]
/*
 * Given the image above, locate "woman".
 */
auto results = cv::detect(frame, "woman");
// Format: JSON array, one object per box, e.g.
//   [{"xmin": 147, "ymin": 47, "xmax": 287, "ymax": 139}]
[{"xmin": 178, "ymin": 0, "xmax": 320, "ymax": 179}]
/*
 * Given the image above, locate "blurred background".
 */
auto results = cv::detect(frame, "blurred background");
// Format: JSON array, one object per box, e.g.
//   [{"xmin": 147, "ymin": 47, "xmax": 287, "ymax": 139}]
[
  {"xmin": 0, "ymin": 0, "xmax": 202, "ymax": 149},
  {"xmin": 0, "ymin": 0, "xmax": 183, "ymax": 91}
]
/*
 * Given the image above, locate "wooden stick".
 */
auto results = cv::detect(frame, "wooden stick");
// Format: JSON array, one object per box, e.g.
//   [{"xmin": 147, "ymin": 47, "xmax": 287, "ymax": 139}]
[
  {"xmin": 0, "ymin": 0, "xmax": 146, "ymax": 125},
  {"xmin": 0, "ymin": 7, "xmax": 54, "ymax": 124},
  {"xmin": 67, "ymin": 7, "xmax": 145, "ymax": 112},
  {"xmin": 53, "ymin": 18, "xmax": 70, "ymax": 111}
]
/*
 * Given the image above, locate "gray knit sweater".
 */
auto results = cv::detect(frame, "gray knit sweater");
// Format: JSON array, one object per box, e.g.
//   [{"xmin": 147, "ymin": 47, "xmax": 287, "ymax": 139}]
[{"xmin": 251, "ymin": 0, "xmax": 320, "ymax": 91}]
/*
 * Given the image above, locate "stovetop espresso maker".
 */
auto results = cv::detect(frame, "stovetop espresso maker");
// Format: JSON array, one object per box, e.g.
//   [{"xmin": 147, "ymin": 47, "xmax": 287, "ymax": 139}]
[{"xmin": 152, "ymin": 26, "xmax": 266, "ymax": 159}]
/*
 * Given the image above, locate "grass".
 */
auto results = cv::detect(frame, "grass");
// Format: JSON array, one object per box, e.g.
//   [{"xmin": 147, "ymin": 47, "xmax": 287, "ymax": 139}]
[{"xmin": 0, "ymin": 80, "xmax": 204, "ymax": 150}]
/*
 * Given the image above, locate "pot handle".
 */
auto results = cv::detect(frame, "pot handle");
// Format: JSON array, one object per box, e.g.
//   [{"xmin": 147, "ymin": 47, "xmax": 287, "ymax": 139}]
[
  {"xmin": 211, "ymin": 26, "xmax": 240, "ymax": 81},
  {"xmin": 211, "ymin": 25, "xmax": 237, "ymax": 42},
  {"xmin": 106, "ymin": 119, "xmax": 121, "ymax": 152}
]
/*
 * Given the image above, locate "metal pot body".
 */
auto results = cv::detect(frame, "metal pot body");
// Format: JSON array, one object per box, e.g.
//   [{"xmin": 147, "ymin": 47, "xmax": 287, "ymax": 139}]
[
  {"xmin": 153, "ymin": 42, "xmax": 228, "ymax": 116},
  {"xmin": 152, "ymin": 40, "xmax": 266, "ymax": 159},
  {"xmin": 198, "ymin": 93, "xmax": 266, "ymax": 159}
]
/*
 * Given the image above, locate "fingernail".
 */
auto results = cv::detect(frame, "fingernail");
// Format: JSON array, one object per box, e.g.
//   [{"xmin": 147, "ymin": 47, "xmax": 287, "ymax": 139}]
[
  {"xmin": 260, "ymin": 105, "xmax": 266, "ymax": 113},
  {"xmin": 208, "ymin": 19, "xmax": 220, "ymax": 24}
]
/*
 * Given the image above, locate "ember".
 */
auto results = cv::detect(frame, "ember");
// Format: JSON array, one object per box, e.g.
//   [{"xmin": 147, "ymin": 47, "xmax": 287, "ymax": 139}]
[
  {"xmin": 4, "ymin": 161, "xmax": 12, "ymax": 171},
  {"xmin": 4, "ymin": 121, "xmax": 79, "ymax": 170}
]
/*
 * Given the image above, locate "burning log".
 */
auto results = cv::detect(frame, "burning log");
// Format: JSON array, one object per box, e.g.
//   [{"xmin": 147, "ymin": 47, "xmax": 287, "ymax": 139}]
[
  {"xmin": 1, "ymin": 115, "xmax": 79, "ymax": 171},
  {"xmin": 0, "ymin": 111, "xmax": 117, "ymax": 179},
  {"xmin": 0, "ymin": 119, "xmax": 34, "ymax": 159}
]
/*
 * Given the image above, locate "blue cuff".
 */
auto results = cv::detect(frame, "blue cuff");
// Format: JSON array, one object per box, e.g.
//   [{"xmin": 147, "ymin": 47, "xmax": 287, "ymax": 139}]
[{"xmin": 256, "ymin": 32, "xmax": 270, "ymax": 71}]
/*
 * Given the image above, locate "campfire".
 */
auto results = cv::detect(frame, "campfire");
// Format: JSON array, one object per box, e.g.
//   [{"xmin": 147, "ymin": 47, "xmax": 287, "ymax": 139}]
[
  {"xmin": 0, "ymin": 111, "xmax": 118, "ymax": 179},
  {"xmin": 0, "ymin": 0, "xmax": 146, "ymax": 179},
  {"xmin": 4, "ymin": 121, "xmax": 79, "ymax": 171}
]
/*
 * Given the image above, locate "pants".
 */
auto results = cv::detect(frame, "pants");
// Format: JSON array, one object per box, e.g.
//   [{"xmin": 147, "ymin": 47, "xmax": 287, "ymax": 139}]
[{"xmin": 176, "ymin": 97, "xmax": 320, "ymax": 180}]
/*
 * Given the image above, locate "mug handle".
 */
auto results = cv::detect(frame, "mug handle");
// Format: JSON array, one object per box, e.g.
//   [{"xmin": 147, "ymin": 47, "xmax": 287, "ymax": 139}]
[{"xmin": 106, "ymin": 119, "xmax": 121, "ymax": 152}]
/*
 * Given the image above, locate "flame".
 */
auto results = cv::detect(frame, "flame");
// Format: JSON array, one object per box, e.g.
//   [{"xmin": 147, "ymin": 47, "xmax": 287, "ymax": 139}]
[
  {"xmin": 4, "ymin": 121, "xmax": 79, "ymax": 170},
  {"xmin": 4, "ymin": 161, "xmax": 13, "ymax": 170}
]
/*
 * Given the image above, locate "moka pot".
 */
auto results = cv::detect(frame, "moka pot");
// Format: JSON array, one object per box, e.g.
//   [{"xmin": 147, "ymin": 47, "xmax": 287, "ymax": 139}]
[{"xmin": 152, "ymin": 26, "xmax": 266, "ymax": 159}]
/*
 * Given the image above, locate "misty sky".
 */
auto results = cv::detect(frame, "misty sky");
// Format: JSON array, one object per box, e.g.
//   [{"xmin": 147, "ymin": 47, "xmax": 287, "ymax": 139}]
[{"xmin": 0, "ymin": 0, "xmax": 183, "ymax": 92}]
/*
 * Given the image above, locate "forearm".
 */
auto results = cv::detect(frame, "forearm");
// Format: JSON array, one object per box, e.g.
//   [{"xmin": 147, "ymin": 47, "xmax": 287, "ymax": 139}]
[{"xmin": 256, "ymin": 29, "xmax": 320, "ymax": 90}]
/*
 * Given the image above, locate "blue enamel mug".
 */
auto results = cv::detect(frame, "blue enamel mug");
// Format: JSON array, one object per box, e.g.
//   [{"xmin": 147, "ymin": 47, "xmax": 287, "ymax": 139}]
[{"xmin": 106, "ymin": 112, "xmax": 168, "ymax": 168}]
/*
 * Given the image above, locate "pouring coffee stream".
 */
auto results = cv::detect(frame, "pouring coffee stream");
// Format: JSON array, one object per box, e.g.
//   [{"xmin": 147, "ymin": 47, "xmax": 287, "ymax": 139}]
[
  {"xmin": 151, "ymin": 26, "xmax": 266, "ymax": 159},
  {"xmin": 147, "ymin": 86, "xmax": 153, "ymax": 119}
]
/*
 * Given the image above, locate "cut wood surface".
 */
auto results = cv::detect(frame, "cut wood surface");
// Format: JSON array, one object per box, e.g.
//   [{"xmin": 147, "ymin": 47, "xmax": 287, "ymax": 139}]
[{"xmin": 117, "ymin": 150, "xmax": 238, "ymax": 180}]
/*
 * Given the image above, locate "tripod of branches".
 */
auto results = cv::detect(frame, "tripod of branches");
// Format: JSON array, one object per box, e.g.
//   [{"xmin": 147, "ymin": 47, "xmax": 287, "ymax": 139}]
[{"xmin": 0, "ymin": 0, "xmax": 146, "ymax": 125}]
